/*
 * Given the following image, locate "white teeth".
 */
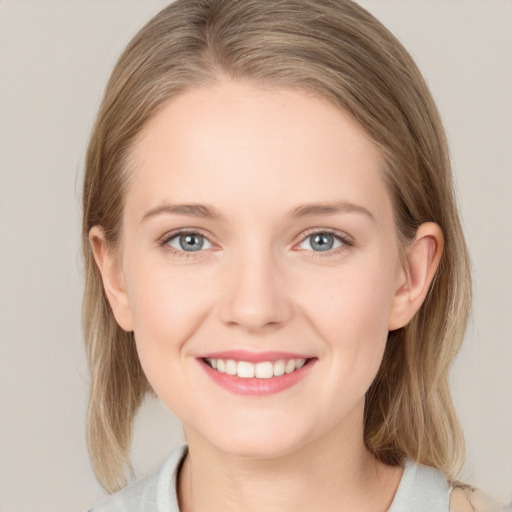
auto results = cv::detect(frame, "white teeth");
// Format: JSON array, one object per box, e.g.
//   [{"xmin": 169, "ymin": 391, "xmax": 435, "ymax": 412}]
[
  {"xmin": 255, "ymin": 361, "xmax": 274, "ymax": 379},
  {"xmin": 273, "ymin": 360, "xmax": 286, "ymax": 376},
  {"xmin": 285, "ymin": 359, "xmax": 296, "ymax": 374},
  {"xmin": 206, "ymin": 357, "xmax": 308, "ymax": 378},
  {"xmin": 225, "ymin": 359, "xmax": 237, "ymax": 375},
  {"xmin": 237, "ymin": 361, "xmax": 255, "ymax": 378}
]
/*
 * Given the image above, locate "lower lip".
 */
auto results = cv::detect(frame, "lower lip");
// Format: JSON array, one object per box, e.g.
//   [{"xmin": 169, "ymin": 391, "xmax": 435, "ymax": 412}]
[{"xmin": 199, "ymin": 359, "xmax": 316, "ymax": 396}]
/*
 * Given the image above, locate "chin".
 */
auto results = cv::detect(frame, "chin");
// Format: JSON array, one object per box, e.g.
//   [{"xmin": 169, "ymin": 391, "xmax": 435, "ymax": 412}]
[
  {"xmin": 187, "ymin": 416, "xmax": 309, "ymax": 460},
  {"xmin": 218, "ymin": 437, "xmax": 302, "ymax": 460}
]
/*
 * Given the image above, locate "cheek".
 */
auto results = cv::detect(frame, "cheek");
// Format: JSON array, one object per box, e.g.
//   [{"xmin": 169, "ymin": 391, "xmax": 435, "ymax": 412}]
[
  {"xmin": 300, "ymin": 259, "xmax": 397, "ymax": 396},
  {"xmin": 125, "ymin": 260, "xmax": 216, "ymax": 363},
  {"xmin": 304, "ymin": 266, "xmax": 397, "ymax": 417},
  {"xmin": 124, "ymin": 262, "xmax": 217, "ymax": 415},
  {"xmin": 305, "ymin": 264, "xmax": 395, "ymax": 341}
]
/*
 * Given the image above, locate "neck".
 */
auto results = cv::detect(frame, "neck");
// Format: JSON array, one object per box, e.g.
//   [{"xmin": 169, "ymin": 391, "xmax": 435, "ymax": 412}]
[{"xmin": 178, "ymin": 404, "xmax": 402, "ymax": 512}]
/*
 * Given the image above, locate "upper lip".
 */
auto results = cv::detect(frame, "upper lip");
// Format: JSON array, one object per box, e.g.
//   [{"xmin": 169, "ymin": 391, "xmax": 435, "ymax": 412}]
[{"xmin": 197, "ymin": 350, "xmax": 313, "ymax": 363}]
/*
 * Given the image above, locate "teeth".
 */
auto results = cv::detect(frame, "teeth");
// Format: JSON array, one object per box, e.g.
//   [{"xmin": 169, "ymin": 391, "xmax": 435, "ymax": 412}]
[
  {"xmin": 225, "ymin": 359, "xmax": 237, "ymax": 375},
  {"xmin": 237, "ymin": 361, "xmax": 255, "ymax": 378},
  {"xmin": 255, "ymin": 361, "xmax": 274, "ymax": 379},
  {"xmin": 285, "ymin": 359, "xmax": 296, "ymax": 374},
  {"xmin": 205, "ymin": 358, "xmax": 307, "ymax": 379},
  {"xmin": 273, "ymin": 360, "xmax": 285, "ymax": 376}
]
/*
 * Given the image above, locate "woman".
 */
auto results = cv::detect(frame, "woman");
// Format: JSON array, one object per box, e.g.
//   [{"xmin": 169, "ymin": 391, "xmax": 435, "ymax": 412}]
[{"xmin": 82, "ymin": 1, "xmax": 502, "ymax": 510}]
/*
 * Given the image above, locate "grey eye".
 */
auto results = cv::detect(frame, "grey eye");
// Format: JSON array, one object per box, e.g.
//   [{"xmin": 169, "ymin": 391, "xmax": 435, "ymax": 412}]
[
  {"xmin": 299, "ymin": 232, "xmax": 343, "ymax": 252},
  {"xmin": 168, "ymin": 233, "xmax": 212, "ymax": 252}
]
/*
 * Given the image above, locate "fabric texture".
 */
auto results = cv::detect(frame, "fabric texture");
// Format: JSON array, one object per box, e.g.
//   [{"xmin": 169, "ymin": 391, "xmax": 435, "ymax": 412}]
[
  {"xmin": 88, "ymin": 444, "xmax": 488, "ymax": 512},
  {"xmin": 88, "ymin": 446, "xmax": 184, "ymax": 512},
  {"xmin": 387, "ymin": 458, "xmax": 450, "ymax": 512}
]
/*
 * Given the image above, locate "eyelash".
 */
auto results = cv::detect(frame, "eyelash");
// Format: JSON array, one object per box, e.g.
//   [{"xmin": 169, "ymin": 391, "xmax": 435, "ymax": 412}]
[{"xmin": 158, "ymin": 228, "xmax": 354, "ymax": 259}]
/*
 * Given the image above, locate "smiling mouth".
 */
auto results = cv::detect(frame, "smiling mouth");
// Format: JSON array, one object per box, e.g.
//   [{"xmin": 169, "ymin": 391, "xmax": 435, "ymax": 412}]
[{"xmin": 202, "ymin": 357, "xmax": 313, "ymax": 379}]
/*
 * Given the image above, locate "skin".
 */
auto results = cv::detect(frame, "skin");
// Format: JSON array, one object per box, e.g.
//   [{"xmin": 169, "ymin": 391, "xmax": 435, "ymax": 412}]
[{"xmin": 91, "ymin": 79, "xmax": 444, "ymax": 511}]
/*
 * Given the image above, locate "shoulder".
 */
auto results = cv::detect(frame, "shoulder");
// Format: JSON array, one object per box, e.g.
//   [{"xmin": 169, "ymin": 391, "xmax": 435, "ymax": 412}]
[
  {"xmin": 450, "ymin": 486, "xmax": 507, "ymax": 512},
  {"xmin": 88, "ymin": 470, "xmax": 160, "ymax": 512},
  {"xmin": 389, "ymin": 459, "xmax": 452, "ymax": 511},
  {"xmin": 87, "ymin": 445, "xmax": 187, "ymax": 512},
  {"xmin": 389, "ymin": 458, "xmax": 506, "ymax": 512}
]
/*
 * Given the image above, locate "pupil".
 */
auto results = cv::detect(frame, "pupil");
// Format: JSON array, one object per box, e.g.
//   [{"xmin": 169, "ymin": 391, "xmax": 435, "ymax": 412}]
[
  {"xmin": 180, "ymin": 234, "xmax": 203, "ymax": 251},
  {"xmin": 312, "ymin": 233, "xmax": 333, "ymax": 251}
]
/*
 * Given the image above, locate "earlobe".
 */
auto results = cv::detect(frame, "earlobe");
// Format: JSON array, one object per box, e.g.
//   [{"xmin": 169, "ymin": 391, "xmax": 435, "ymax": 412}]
[
  {"xmin": 89, "ymin": 226, "xmax": 134, "ymax": 332},
  {"xmin": 388, "ymin": 222, "xmax": 444, "ymax": 331}
]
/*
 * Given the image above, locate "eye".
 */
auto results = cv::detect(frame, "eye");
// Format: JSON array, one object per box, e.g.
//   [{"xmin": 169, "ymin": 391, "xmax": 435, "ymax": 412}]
[
  {"xmin": 165, "ymin": 232, "xmax": 213, "ymax": 252},
  {"xmin": 297, "ymin": 230, "xmax": 351, "ymax": 253}
]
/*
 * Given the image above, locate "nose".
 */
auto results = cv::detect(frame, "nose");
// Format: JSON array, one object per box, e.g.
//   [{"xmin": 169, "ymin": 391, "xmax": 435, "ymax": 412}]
[{"xmin": 218, "ymin": 244, "xmax": 293, "ymax": 333}]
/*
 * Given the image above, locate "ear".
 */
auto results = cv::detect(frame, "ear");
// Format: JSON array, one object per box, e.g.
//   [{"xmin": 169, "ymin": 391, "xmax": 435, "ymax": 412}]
[
  {"xmin": 89, "ymin": 226, "xmax": 134, "ymax": 331},
  {"xmin": 388, "ymin": 222, "xmax": 444, "ymax": 331}
]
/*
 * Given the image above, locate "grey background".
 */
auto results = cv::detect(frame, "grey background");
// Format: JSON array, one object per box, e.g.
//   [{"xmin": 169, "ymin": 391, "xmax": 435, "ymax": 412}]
[{"xmin": 0, "ymin": 1, "xmax": 511, "ymax": 510}]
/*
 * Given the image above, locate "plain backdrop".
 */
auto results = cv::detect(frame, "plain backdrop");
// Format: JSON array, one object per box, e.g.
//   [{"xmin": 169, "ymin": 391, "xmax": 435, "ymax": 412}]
[{"xmin": 0, "ymin": 1, "xmax": 511, "ymax": 511}]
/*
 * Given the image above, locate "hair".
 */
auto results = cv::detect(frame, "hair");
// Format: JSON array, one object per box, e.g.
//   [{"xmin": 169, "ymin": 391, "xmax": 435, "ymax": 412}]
[{"xmin": 82, "ymin": 0, "xmax": 472, "ymax": 493}]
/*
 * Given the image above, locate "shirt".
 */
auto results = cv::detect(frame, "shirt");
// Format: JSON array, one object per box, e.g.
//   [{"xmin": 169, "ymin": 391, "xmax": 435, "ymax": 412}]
[{"xmin": 88, "ymin": 444, "xmax": 503, "ymax": 512}]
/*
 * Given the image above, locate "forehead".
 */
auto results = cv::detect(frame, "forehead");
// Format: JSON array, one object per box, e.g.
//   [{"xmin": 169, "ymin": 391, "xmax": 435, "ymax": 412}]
[{"xmin": 126, "ymin": 79, "xmax": 392, "ymax": 224}]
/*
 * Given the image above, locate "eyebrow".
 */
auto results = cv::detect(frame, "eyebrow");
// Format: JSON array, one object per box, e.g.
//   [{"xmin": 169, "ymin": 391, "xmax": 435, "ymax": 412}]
[
  {"xmin": 141, "ymin": 203, "xmax": 222, "ymax": 223},
  {"xmin": 140, "ymin": 200, "xmax": 375, "ymax": 223},
  {"xmin": 287, "ymin": 201, "xmax": 375, "ymax": 222}
]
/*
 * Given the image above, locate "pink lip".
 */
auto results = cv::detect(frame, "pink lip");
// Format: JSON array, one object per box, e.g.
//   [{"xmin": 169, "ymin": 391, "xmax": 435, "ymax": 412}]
[
  {"xmin": 197, "ymin": 350, "xmax": 312, "ymax": 363},
  {"xmin": 197, "ymin": 356, "xmax": 317, "ymax": 397}
]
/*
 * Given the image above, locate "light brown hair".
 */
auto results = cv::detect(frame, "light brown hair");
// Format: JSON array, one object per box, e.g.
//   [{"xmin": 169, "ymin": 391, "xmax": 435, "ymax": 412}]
[{"xmin": 82, "ymin": 0, "xmax": 471, "ymax": 493}]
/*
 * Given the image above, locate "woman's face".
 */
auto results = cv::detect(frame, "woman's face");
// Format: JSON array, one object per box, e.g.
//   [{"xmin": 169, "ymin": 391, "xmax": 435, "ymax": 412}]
[{"xmin": 111, "ymin": 80, "xmax": 408, "ymax": 458}]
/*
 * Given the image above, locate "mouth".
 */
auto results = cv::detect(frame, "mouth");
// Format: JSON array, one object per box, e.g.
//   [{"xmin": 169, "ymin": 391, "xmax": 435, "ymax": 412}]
[
  {"xmin": 202, "ymin": 357, "xmax": 310, "ymax": 378},
  {"xmin": 197, "ymin": 352, "xmax": 317, "ymax": 396}
]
